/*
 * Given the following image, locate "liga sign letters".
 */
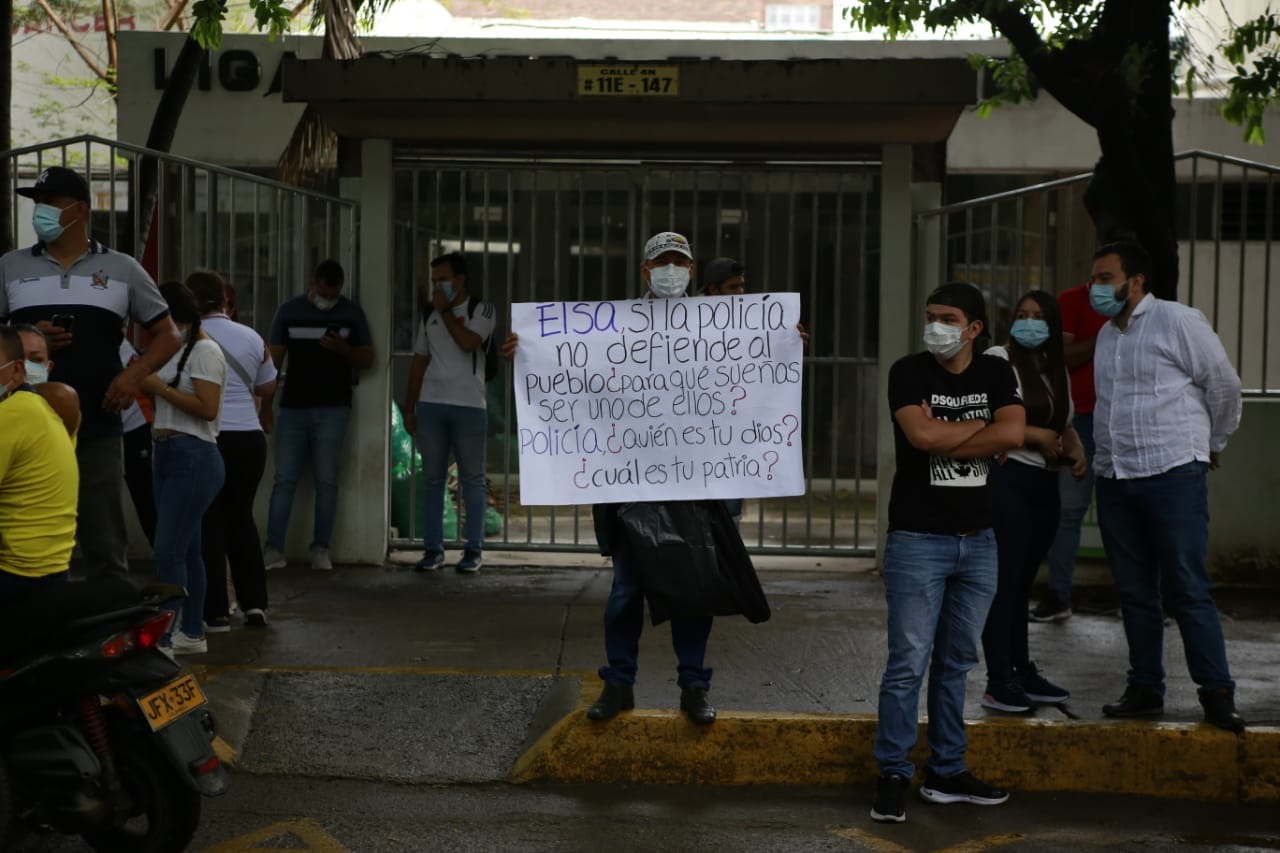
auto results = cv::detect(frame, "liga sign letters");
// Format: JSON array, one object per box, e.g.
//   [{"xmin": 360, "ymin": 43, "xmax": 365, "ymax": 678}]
[{"xmin": 512, "ymin": 293, "xmax": 805, "ymax": 505}]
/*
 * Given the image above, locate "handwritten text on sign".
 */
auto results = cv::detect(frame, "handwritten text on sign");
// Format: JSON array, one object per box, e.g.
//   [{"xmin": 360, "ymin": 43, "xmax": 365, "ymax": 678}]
[{"xmin": 512, "ymin": 294, "xmax": 804, "ymax": 505}]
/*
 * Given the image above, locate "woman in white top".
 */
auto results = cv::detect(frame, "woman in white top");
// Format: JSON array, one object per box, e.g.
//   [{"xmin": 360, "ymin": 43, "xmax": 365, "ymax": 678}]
[
  {"xmin": 979, "ymin": 290, "xmax": 1088, "ymax": 714},
  {"xmin": 186, "ymin": 271, "xmax": 278, "ymax": 631},
  {"xmin": 141, "ymin": 281, "xmax": 227, "ymax": 655}
]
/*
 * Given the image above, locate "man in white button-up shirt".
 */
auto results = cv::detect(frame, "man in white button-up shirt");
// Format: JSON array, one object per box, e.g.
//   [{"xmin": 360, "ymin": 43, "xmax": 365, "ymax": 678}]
[{"xmin": 1089, "ymin": 240, "xmax": 1245, "ymax": 732}]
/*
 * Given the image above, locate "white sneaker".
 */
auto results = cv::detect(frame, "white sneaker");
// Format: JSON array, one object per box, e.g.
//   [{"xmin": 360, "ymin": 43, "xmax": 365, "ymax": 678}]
[
  {"xmin": 310, "ymin": 547, "xmax": 333, "ymax": 571},
  {"xmin": 171, "ymin": 633, "xmax": 208, "ymax": 655},
  {"xmin": 244, "ymin": 608, "xmax": 268, "ymax": 628},
  {"xmin": 263, "ymin": 546, "xmax": 287, "ymax": 571}
]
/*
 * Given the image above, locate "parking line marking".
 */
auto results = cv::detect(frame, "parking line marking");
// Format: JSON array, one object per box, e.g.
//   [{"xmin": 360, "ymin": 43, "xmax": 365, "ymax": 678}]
[
  {"xmin": 200, "ymin": 818, "xmax": 348, "ymax": 851},
  {"xmin": 829, "ymin": 827, "xmax": 914, "ymax": 852}
]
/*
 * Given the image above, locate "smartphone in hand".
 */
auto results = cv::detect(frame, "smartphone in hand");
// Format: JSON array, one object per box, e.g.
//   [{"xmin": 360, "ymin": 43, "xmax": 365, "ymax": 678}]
[{"xmin": 51, "ymin": 313, "xmax": 75, "ymax": 333}]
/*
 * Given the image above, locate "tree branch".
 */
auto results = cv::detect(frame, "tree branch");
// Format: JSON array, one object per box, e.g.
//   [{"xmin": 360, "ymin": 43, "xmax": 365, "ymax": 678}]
[
  {"xmin": 36, "ymin": 0, "xmax": 111, "ymax": 83},
  {"xmin": 102, "ymin": 0, "xmax": 118, "ymax": 83},
  {"xmin": 982, "ymin": 2, "xmax": 1102, "ymax": 126},
  {"xmin": 159, "ymin": 0, "xmax": 190, "ymax": 31}
]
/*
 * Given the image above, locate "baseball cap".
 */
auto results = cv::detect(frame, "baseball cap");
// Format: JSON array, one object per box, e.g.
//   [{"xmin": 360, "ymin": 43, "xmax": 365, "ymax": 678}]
[
  {"xmin": 17, "ymin": 167, "xmax": 90, "ymax": 203},
  {"xmin": 702, "ymin": 257, "xmax": 744, "ymax": 289},
  {"xmin": 643, "ymin": 231, "xmax": 693, "ymax": 262}
]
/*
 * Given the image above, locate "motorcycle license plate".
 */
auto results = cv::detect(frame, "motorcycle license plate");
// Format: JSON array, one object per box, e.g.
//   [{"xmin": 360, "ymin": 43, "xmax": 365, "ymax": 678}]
[{"xmin": 137, "ymin": 674, "xmax": 206, "ymax": 732}]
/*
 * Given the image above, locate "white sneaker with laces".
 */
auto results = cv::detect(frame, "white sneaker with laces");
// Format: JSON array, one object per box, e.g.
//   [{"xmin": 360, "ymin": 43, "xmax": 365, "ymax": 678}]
[
  {"xmin": 263, "ymin": 546, "xmax": 287, "ymax": 571},
  {"xmin": 311, "ymin": 547, "xmax": 333, "ymax": 571},
  {"xmin": 171, "ymin": 633, "xmax": 208, "ymax": 655}
]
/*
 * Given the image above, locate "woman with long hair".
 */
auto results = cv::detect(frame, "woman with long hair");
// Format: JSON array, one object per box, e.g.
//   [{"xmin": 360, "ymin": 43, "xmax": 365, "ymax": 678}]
[
  {"xmin": 186, "ymin": 270, "xmax": 277, "ymax": 631},
  {"xmin": 980, "ymin": 290, "xmax": 1087, "ymax": 712},
  {"xmin": 142, "ymin": 281, "xmax": 227, "ymax": 654}
]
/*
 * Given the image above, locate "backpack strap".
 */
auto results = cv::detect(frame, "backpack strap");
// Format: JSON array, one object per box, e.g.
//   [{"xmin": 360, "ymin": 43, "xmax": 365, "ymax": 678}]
[{"xmin": 467, "ymin": 295, "xmax": 487, "ymax": 375}]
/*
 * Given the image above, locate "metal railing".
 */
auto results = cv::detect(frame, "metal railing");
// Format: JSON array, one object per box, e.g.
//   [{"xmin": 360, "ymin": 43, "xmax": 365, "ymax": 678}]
[
  {"xmin": 388, "ymin": 159, "xmax": 881, "ymax": 555},
  {"xmin": 915, "ymin": 150, "xmax": 1280, "ymax": 396},
  {"xmin": 3, "ymin": 135, "xmax": 357, "ymax": 335}
]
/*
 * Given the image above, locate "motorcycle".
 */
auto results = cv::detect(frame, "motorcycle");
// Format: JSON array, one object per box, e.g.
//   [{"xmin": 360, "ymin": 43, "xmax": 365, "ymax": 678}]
[{"xmin": 0, "ymin": 574, "xmax": 229, "ymax": 852}]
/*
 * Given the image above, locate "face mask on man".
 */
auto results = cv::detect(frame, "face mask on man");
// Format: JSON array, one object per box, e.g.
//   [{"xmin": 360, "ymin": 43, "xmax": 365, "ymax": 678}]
[
  {"xmin": 310, "ymin": 292, "xmax": 339, "ymax": 312},
  {"xmin": 1010, "ymin": 318, "xmax": 1050, "ymax": 349},
  {"xmin": 23, "ymin": 360, "xmax": 49, "ymax": 384},
  {"xmin": 923, "ymin": 322, "xmax": 966, "ymax": 360},
  {"xmin": 648, "ymin": 264, "xmax": 689, "ymax": 298},
  {"xmin": 439, "ymin": 282, "xmax": 455, "ymax": 302},
  {"xmin": 33, "ymin": 202, "xmax": 78, "ymax": 243},
  {"xmin": 1090, "ymin": 280, "xmax": 1129, "ymax": 317}
]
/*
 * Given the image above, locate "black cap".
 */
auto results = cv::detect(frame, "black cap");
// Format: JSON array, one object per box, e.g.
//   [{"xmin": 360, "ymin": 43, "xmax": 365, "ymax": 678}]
[
  {"xmin": 926, "ymin": 281, "xmax": 987, "ymax": 331},
  {"xmin": 17, "ymin": 167, "xmax": 90, "ymax": 203},
  {"xmin": 702, "ymin": 257, "xmax": 744, "ymax": 289}
]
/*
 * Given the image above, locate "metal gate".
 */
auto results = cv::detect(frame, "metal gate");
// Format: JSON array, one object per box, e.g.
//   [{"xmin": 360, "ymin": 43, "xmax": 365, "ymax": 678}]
[
  {"xmin": 3, "ymin": 135, "xmax": 356, "ymax": 336},
  {"xmin": 388, "ymin": 160, "xmax": 881, "ymax": 555}
]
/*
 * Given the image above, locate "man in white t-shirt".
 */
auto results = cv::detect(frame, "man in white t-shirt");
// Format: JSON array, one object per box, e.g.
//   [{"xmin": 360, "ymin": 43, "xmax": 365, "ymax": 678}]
[{"xmin": 402, "ymin": 251, "xmax": 496, "ymax": 574}]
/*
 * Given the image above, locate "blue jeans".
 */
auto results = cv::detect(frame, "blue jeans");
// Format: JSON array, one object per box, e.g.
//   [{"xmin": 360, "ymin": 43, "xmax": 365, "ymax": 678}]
[
  {"xmin": 267, "ymin": 406, "xmax": 351, "ymax": 550},
  {"xmin": 1044, "ymin": 413, "xmax": 1096, "ymax": 603},
  {"xmin": 1095, "ymin": 462, "xmax": 1234, "ymax": 695},
  {"xmin": 153, "ymin": 436, "xmax": 225, "ymax": 638},
  {"xmin": 984, "ymin": 461, "xmax": 1060, "ymax": 679},
  {"xmin": 599, "ymin": 552, "xmax": 714, "ymax": 690},
  {"xmin": 874, "ymin": 529, "xmax": 998, "ymax": 780},
  {"xmin": 415, "ymin": 402, "xmax": 488, "ymax": 555}
]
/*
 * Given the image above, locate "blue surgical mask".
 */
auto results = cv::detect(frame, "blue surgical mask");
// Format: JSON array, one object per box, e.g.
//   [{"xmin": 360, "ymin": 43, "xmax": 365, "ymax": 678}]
[
  {"xmin": 1010, "ymin": 318, "xmax": 1050, "ymax": 349},
  {"xmin": 24, "ymin": 360, "xmax": 49, "ymax": 384},
  {"xmin": 0, "ymin": 360, "xmax": 15, "ymax": 402},
  {"xmin": 923, "ymin": 322, "xmax": 965, "ymax": 360},
  {"xmin": 440, "ymin": 283, "xmax": 455, "ymax": 302},
  {"xmin": 1089, "ymin": 281, "xmax": 1129, "ymax": 318},
  {"xmin": 648, "ymin": 264, "xmax": 689, "ymax": 298},
  {"xmin": 33, "ymin": 202, "xmax": 74, "ymax": 243}
]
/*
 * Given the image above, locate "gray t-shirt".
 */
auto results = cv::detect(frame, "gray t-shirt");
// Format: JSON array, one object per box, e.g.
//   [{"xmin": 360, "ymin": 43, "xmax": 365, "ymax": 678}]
[{"xmin": 0, "ymin": 240, "xmax": 170, "ymax": 437}]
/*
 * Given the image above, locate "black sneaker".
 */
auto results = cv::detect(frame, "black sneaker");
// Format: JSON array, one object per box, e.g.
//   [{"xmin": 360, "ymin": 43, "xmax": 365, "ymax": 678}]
[
  {"xmin": 869, "ymin": 773, "xmax": 908, "ymax": 823},
  {"xmin": 1028, "ymin": 595, "xmax": 1072, "ymax": 622},
  {"xmin": 1014, "ymin": 662, "xmax": 1070, "ymax": 703},
  {"xmin": 919, "ymin": 769, "xmax": 1009, "ymax": 806},
  {"xmin": 981, "ymin": 679, "xmax": 1033, "ymax": 713},
  {"xmin": 1102, "ymin": 684, "xmax": 1164, "ymax": 718},
  {"xmin": 1200, "ymin": 688, "xmax": 1246, "ymax": 732}
]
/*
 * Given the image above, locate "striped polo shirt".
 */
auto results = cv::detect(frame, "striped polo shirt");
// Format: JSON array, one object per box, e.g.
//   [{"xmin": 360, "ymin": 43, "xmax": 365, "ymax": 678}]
[{"xmin": 0, "ymin": 240, "xmax": 170, "ymax": 438}]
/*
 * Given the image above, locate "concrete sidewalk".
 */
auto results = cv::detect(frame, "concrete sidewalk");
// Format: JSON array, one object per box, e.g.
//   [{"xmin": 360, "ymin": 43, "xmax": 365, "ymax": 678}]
[{"xmin": 185, "ymin": 552, "xmax": 1280, "ymax": 803}]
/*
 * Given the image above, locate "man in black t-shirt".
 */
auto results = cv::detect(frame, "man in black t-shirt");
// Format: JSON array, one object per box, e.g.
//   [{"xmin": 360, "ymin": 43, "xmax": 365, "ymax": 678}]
[
  {"xmin": 869, "ymin": 282, "xmax": 1025, "ymax": 824},
  {"xmin": 264, "ymin": 260, "xmax": 374, "ymax": 571}
]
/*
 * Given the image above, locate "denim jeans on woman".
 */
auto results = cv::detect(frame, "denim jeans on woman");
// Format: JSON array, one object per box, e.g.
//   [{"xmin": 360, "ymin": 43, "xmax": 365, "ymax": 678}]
[
  {"xmin": 415, "ymin": 401, "xmax": 488, "ymax": 556},
  {"xmin": 1044, "ymin": 412, "xmax": 1096, "ymax": 603},
  {"xmin": 874, "ymin": 528, "xmax": 997, "ymax": 780},
  {"xmin": 152, "ymin": 435, "xmax": 225, "ymax": 639},
  {"xmin": 1095, "ymin": 462, "xmax": 1234, "ymax": 695}
]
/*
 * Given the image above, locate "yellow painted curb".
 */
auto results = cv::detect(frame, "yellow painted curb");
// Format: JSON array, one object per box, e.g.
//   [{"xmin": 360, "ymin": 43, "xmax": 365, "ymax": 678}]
[{"xmin": 510, "ymin": 687, "xmax": 1280, "ymax": 801}]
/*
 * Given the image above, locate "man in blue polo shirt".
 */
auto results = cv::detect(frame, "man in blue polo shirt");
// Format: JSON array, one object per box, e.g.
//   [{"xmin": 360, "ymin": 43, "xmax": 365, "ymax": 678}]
[
  {"xmin": 0, "ymin": 166, "xmax": 181, "ymax": 577},
  {"xmin": 264, "ymin": 259, "xmax": 374, "ymax": 571}
]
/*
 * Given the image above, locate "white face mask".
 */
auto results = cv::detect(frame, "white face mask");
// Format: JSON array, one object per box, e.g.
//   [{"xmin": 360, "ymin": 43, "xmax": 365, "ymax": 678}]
[
  {"xmin": 24, "ymin": 360, "xmax": 49, "ymax": 384},
  {"xmin": 923, "ymin": 322, "xmax": 966, "ymax": 360},
  {"xmin": 311, "ymin": 292, "xmax": 339, "ymax": 311},
  {"xmin": 648, "ymin": 264, "xmax": 689, "ymax": 298}
]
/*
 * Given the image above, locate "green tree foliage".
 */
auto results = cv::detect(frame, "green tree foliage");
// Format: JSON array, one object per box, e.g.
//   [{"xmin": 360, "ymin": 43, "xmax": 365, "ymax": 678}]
[
  {"xmin": 842, "ymin": 1, "xmax": 1279, "ymax": 143},
  {"xmin": 842, "ymin": 0, "xmax": 1280, "ymax": 296}
]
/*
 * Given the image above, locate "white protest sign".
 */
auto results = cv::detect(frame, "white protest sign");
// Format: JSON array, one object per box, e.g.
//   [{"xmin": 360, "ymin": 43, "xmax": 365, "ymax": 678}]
[{"xmin": 512, "ymin": 293, "xmax": 804, "ymax": 505}]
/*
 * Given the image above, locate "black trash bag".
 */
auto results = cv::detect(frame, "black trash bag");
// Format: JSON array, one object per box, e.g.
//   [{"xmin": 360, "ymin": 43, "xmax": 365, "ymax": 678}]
[{"xmin": 616, "ymin": 500, "xmax": 770, "ymax": 626}]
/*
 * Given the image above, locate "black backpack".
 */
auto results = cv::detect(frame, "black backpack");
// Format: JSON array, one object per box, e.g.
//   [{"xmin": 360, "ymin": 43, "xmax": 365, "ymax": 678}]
[{"xmin": 467, "ymin": 295, "xmax": 500, "ymax": 382}]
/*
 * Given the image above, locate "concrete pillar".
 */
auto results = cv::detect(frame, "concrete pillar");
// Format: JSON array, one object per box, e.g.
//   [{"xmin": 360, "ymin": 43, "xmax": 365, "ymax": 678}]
[
  {"xmin": 325, "ymin": 138, "xmax": 395, "ymax": 565},
  {"xmin": 875, "ymin": 144, "xmax": 912, "ymax": 565}
]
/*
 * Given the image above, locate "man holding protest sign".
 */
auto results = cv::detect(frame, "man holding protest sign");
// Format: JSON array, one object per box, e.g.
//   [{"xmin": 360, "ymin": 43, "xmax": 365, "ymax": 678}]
[
  {"xmin": 870, "ymin": 282, "xmax": 1025, "ymax": 824},
  {"xmin": 504, "ymin": 231, "xmax": 802, "ymax": 726}
]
